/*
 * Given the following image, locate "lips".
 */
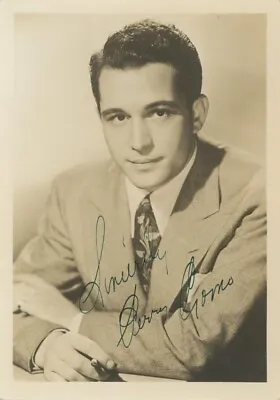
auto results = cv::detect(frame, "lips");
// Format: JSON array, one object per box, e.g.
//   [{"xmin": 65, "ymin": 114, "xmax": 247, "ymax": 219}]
[{"xmin": 129, "ymin": 157, "xmax": 162, "ymax": 164}]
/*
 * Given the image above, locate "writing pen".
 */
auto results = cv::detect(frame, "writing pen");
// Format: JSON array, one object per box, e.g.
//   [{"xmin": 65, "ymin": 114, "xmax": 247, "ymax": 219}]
[
  {"xmin": 77, "ymin": 349, "xmax": 117, "ymax": 373},
  {"xmin": 90, "ymin": 358, "xmax": 117, "ymax": 372},
  {"xmin": 90, "ymin": 358, "xmax": 106, "ymax": 373},
  {"xmin": 90, "ymin": 358, "xmax": 123, "ymax": 381}
]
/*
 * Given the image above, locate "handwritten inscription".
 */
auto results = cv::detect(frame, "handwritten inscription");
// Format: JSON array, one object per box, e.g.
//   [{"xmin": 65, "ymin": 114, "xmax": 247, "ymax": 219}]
[
  {"xmin": 117, "ymin": 256, "xmax": 234, "ymax": 347},
  {"xmin": 117, "ymin": 285, "xmax": 168, "ymax": 348},
  {"xmin": 78, "ymin": 215, "xmax": 234, "ymax": 348},
  {"xmin": 179, "ymin": 258, "xmax": 234, "ymax": 335},
  {"xmin": 79, "ymin": 215, "xmax": 167, "ymax": 313}
]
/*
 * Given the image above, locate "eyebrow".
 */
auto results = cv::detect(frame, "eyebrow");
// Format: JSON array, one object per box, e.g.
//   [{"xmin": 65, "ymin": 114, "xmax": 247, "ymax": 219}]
[
  {"xmin": 145, "ymin": 101, "xmax": 180, "ymax": 110},
  {"xmin": 101, "ymin": 108, "xmax": 125, "ymax": 118},
  {"xmin": 101, "ymin": 101, "xmax": 180, "ymax": 118}
]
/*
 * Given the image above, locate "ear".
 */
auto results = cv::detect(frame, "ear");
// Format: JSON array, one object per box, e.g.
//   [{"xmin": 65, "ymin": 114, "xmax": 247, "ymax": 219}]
[{"xmin": 192, "ymin": 95, "xmax": 209, "ymax": 134}]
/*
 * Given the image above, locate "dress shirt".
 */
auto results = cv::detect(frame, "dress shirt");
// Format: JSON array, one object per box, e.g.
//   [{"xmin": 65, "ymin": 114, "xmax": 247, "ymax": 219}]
[{"xmin": 125, "ymin": 144, "xmax": 197, "ymax": 237}]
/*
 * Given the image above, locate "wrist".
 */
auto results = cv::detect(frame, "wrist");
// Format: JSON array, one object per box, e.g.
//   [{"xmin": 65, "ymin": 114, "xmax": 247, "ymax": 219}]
[
  {"xmin": 67, "ymin": 312, "xmax": 83, "ymax": 332},
  {"xmin": 35, "ymin": 329, "xmax": 67, "ymax": 368}
]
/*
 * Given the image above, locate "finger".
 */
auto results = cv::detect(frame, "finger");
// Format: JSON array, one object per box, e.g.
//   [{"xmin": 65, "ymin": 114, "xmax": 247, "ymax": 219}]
[
  {"xmin": 44, "ymin": 370, "xmax": 66, "ymax": 382},
  {"xmin": 58, "ymin": 343, "xmax": 109, "ymax": 381},
  {"xmin": 59, "ymin": 345, "xmax": 96, "ymax": 379},
  {"xmin": 51, "ymin": 357, "xmax": 88, "ymax": 382},
  {"xmin": 69, "ymin": 332, "xmax": 117, "ymax": 371}
]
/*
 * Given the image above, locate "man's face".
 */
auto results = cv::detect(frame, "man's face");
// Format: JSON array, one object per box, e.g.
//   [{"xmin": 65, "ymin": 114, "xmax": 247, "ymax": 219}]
[{"xmin": 99, "ymin": 63, "xmax": 195, "ymax": 191}]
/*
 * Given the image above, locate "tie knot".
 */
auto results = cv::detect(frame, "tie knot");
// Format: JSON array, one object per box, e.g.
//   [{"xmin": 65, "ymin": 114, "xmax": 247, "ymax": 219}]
[
  {"xmin": 135, "ymin": 194, "xmax": 153, "ymax": 222},
  {"xmin": 139, "ymin": 194, "xmax": 151, "ymax": 210}
]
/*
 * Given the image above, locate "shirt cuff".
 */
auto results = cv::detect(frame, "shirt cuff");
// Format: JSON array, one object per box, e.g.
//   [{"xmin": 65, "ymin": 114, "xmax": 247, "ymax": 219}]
[
  {"xmin": 29, "ymin": 313, "xmax": 83, "ymax": 373},
  {"xmin": 29, "ymin": 328, "xmax": 69, "ymax": 373},
  {"xmin": 68, "ymin": 312, "xmax": 84, "ymax": 333}
]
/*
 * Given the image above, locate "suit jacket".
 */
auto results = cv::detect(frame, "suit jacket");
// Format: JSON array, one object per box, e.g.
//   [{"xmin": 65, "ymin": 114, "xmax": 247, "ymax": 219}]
[{"xmin": 13, "ymin": 136, "xmax": 266, "ymax": 381}]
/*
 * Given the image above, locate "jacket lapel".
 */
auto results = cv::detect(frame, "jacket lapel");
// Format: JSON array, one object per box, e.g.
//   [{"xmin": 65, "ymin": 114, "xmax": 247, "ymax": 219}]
[
  {"xmin": 147, "ymin": 139, "xmax": 225, "ymax": 310},
  {"xmin": 82, "ymin": 162, "xmax": 146, "ymax": 312}
]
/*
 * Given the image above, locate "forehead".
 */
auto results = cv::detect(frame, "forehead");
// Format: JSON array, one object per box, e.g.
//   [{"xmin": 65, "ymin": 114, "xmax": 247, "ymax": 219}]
[{"xmin": 99, "ymin": 63, "xmax": 179, "ymax": 110}]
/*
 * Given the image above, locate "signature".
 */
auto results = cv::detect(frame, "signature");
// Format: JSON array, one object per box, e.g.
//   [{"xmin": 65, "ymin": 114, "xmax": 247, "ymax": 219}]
[
  {"xmin": 79, "ymin": 215, "xmax": 168, "ymax": 313},
  {"xmin": 117, "ymin": 284, "xmax": 168, "ymax": 348},
  {"xmin": 78, "ymin": 215, "xmax": 234, "ymax": 346},
  {"xmin": 117, "ymin": 256, "xmax": 234, "ymax": 347},
  {"xmin": 179, "ymin": 257, "xmax": 234, "ymax": 335}
]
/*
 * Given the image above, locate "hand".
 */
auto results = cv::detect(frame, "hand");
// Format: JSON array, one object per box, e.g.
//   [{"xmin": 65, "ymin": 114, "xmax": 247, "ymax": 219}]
[
  {"xmin": 38, "ymin": 330, "xmax": 117, "ymax": 382},
  {"xmin": 13, "ymin": 274, "xmax": 78, "ymax": 328}
]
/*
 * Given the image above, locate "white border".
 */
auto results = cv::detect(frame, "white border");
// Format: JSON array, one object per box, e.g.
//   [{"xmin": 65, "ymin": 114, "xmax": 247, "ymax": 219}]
[{"xmin": 1, "ymin": 0, "xmax": 280, "ymax": 399}]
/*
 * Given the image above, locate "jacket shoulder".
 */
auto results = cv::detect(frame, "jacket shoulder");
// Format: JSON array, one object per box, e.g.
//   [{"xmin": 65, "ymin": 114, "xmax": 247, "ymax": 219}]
[
  {"xmin": 198, "ymin": 135, "xmax": 265, "ymax": 201},
  {"xmin": 219, "ymin": 142, "xmax": 265, "ymax": 196},
  {"xmin": 55, "ymin": 160, "xmax": 112, "ymax": 186},
  {"xmin": 51, "ymin": 159, "xmax": 115, "ymax": 201}
]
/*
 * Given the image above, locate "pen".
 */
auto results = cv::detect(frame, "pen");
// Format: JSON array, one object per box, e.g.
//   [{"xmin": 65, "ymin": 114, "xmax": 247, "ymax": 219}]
[
  {"xmin": 91, "ymin": 358, "xmax": 117, "ymax": 373},
  {"xmin": 91, "ymin": 358, "xmax": 123, "ymax": 381}
]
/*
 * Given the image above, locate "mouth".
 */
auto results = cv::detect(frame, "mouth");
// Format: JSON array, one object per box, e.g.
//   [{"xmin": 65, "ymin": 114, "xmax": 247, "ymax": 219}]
[{"xmin": 129, "ymin": 157, "xmax": 162, "ymax": 165}]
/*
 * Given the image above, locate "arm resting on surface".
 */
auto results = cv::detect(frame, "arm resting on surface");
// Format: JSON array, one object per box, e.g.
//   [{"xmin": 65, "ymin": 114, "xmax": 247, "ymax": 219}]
[
  {"xmin": 13, "ymin": 178, "xmax": 82, "ymax": 371},
  {"xmin": 13, "ymin": 313, "xmax": 62, "ymax": 372}
]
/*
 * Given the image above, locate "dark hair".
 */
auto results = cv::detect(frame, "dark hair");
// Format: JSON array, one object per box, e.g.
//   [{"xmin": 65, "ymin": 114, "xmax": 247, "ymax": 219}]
[{"xmin": 89, "ymin": 19, "xmax": 202, "ymax": 113}]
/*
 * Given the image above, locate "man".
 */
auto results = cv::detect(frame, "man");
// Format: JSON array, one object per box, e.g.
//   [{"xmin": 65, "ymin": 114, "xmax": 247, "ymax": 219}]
[{"xmin": 13, "ymin": 19, "xmax": 266, "ymax": 382}]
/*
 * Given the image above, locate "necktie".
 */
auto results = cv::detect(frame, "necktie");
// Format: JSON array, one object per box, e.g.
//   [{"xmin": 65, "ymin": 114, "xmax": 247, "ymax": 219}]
[{"xmin": 133, "ymin": 195, "xmax": 161, "ymax": 295}]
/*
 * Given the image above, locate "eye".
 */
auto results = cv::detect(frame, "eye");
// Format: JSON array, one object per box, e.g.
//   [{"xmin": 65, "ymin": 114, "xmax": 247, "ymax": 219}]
[
  {"xmin": 149, "ymin": 109, "xmax": 172, "ymax": 119},
  {"xmin": 107, "ymin": 114, "xmax": 128, "ymax": 125},
  {"xmin": 115, "ymin": 114, "xmax": 126, "ymax": 122},
  {"xmin": 156, "ymin": 110, "xmax": 168, "ymax": 117}
]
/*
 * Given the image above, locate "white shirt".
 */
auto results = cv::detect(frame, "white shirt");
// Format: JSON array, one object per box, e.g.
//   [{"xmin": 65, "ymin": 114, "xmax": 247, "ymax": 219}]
[{"xmin": 125, "ymin": 144, "xmax": 197, "ymax": 237}]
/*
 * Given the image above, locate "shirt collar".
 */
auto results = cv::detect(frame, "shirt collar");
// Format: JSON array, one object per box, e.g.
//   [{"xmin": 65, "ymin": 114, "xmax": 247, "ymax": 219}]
[{"xmin": 125, "ymin": 143, "xmax": 197, "ymax": 236}]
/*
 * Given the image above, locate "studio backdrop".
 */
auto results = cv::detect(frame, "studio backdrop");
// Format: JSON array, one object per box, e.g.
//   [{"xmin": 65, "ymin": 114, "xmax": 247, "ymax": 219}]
[{"xmin": 13, "ymin": 13, "xmax": 266, "ymax": 257}]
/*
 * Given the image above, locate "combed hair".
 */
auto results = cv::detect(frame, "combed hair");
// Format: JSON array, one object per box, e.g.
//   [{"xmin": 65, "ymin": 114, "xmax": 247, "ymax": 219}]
[{"xmin": 89, "ymin": 19, "xmax": 202, "ymax": 112}]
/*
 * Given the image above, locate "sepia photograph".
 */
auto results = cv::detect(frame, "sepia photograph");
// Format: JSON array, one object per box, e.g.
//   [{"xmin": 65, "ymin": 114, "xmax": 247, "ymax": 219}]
[{"xmin": 12, "ymin": 13, "xmax": 267, "ymax": 383}]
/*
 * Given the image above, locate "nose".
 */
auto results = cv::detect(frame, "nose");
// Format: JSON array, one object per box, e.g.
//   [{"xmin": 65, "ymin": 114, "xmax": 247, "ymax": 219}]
[{"xmin": 130, "ymin": 117, "xmax": 153, "ymax": 154}]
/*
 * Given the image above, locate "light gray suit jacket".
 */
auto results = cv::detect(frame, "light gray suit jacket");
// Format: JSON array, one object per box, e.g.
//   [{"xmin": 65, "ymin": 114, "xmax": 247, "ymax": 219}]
[{"xmin": 13, "ymin": 136, "xmax": 266, "ymax": 381}]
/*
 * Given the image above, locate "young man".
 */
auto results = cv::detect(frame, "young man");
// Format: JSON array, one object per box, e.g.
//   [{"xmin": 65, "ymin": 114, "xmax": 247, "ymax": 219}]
[{"xmin": 13, "ymin": 20, "xmax": 266, "ymax": 382}]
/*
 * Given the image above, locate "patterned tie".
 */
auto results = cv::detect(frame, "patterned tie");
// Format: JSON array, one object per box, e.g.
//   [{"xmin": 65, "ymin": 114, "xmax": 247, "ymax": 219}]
[{"xmin": 133, "ymin": 195, "xmax": 161, "ymax": 295}]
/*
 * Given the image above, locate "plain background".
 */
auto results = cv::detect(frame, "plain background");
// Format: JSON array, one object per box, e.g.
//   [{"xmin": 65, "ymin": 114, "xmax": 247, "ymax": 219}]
[{"xmin": 13, "ymin": 14, "xmax": 266, "ymax": 258}]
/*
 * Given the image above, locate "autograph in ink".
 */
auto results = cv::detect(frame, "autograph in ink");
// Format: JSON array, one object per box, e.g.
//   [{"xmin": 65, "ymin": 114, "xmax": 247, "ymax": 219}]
[
  {"xmin": 79, "ymin": 215, "xmax": 167, "ymax": 313},
  {"xmin": 117, "ymin": 256, "xmax": 234, "ymax": 348},
  {"xmin": 179, "ymin": 256, "xmax": 234, "ymax": 336},
  {"xmin": 78, "ymin": 215, "xmax": 234, "ymax": 348},
  {"xmin": 117, "ymin": 284, "xmax": 168, "ymax": 348}
]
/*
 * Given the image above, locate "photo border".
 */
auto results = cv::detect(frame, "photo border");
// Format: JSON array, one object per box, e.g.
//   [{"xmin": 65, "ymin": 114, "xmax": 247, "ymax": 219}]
[{"xmin": 1, "ymin": 1, "xmax": 279, "ymax": 399}]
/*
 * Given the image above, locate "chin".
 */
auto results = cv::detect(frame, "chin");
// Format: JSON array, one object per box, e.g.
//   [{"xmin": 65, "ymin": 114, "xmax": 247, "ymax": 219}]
[{"xmin": 128, "ymin": 173, "xmax": 167, "ymax": 192}]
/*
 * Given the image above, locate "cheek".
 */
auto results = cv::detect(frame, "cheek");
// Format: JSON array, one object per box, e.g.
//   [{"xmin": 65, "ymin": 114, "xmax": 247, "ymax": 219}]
[
  {"xmin": 152, "ymin": 120, "xmax": 189, "ymax": 155},
  {"xmin": 103, "ymin": 128, "xmax": 128, "ymax": 157}
]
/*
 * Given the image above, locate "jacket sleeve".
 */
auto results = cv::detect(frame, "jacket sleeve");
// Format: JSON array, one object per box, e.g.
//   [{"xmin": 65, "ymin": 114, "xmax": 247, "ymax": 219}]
[
  {"xmin": 79, "ymin": 173, "xmax": 266, "ymax": 380},
  {"xmin": 13, "ymin": 178, "xmax": 82, "ymax": 372}
]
